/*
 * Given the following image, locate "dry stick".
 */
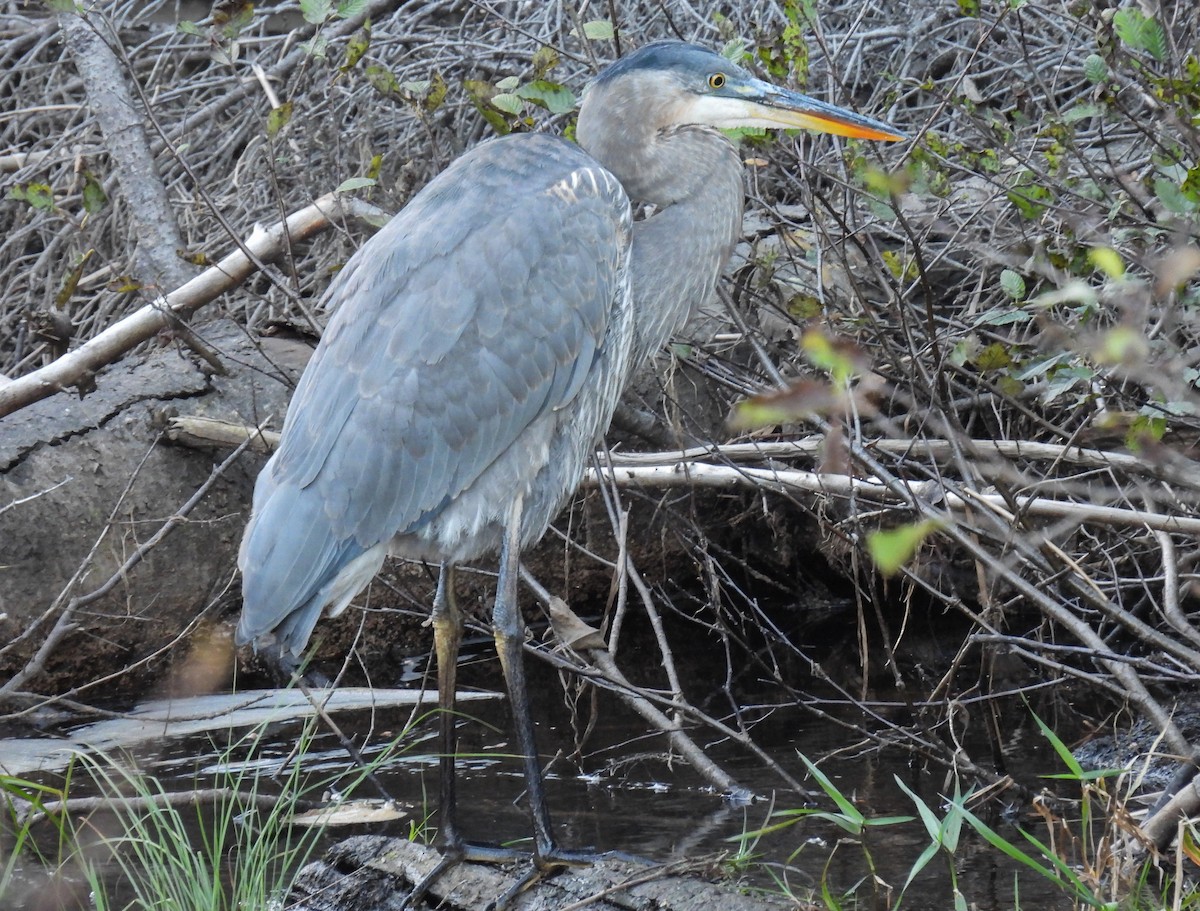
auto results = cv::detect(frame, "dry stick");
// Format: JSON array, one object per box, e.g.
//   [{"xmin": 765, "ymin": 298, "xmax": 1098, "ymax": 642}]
[
  {"xmin": 0, "ymin": 436, "xmax": 254, "ymax": 699},
  {"xmin": 161, "ymin": 0, "xmax": 407, "ymax": 148},
  {"xmin": 159, "ymin": 420, "xmax": 1200, "ymax": 535},
  {"xmin": 58, "ymin": 10, "xmax": 193, "ymax": 291},
  {"xmin": 1140, "ymin": 771, "xmax": 1200, "ymax": 853},
  {"xmin": 21, "ymin": 789, "xmax": 312, "ymax": 828},
  {"xmin": 580, "ymin": 462, "xmax": 1200, "ymax": 534},
  {"xmin": 841, "ymin": 437, "xmax": 1194, "ymax": 761},
  {"xmin": 0, "ymin": 193, "xmax": 385, "ymax": 418},
  {"xmin": 623, "ymin": 560, "xmax": 686, "ymax": 725},
  {"xmin": 1153, "ymin": 530, "xmax": 1200, "ymax": 651},
  {"xmin": 0, "ymin": 477, "xmax": 72, "ymax": 518},
  {"xmin": 529, "ymin": 612, "xmax": 811, "ymax": 797},
  {"xmin": 602, "ymin": 438, "xmax": 1200, "ymax": 489},
  {"xmin": 518, "ymin": 570, "xmax": 744, "ymax": 795}
]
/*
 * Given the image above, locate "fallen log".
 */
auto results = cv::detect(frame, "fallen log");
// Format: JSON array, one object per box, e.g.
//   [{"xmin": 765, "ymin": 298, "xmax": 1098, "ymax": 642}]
[{"xmin": 290, "ymin": 834, "xmax": 792, "ymax": 911}]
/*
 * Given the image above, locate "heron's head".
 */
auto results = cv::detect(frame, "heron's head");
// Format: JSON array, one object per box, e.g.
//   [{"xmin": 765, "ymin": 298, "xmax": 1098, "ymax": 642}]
[{"xmin": 579, "ymin": 40, "xmax": 907, "ymax": 152}]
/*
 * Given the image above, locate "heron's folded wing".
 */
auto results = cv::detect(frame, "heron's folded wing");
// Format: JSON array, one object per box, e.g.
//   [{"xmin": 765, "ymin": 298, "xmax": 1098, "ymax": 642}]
[{"xmin": 240, "ymin": 134, "xmax": 631, "ymax": 636}]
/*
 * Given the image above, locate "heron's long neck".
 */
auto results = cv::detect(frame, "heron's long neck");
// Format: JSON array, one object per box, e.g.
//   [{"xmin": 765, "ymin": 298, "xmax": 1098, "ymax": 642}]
[{"xmin": 587, "ymin": 125, "xmax": 745, "ymax": 367}]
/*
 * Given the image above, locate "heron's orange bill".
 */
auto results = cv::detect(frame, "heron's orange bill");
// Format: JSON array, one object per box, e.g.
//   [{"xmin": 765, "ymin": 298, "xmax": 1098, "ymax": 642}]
[
  {"xmin": 743, "ymin": 79, "xmax": 908, "ymax": 142},
  {"xmin": 772, "ymin": 108, "xmax": 908, "ymax": 142}
]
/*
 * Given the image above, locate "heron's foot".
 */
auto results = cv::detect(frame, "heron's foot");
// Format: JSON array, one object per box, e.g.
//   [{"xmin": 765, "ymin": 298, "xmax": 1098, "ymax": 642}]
[
  {"xmin": 400, "ymin": 840, "xmax": 532, "ymax": 910},
  {"xmin": 486, "ymin": 846, "xmax": 649, "ymax": 911}
]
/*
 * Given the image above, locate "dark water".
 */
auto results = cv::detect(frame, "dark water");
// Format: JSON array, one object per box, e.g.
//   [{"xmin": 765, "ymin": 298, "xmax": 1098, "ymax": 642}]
[{"xmin": 3, "ymin": 642, "xmax": 1076, "ymax": 911}]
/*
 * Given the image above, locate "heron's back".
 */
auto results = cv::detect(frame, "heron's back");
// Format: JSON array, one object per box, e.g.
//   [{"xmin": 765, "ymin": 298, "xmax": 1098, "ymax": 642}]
[{"xmin": 238, "ymin": 133, "xmax": 634, "ymax": 653}]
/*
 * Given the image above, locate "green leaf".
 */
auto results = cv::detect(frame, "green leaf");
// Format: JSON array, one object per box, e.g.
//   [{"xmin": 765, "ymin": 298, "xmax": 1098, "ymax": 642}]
[
  {"xmin": 1061, "ymin": 102, "xmax": 1102, "ymax": 123},
  {"xmin": 1007, "ymin": 178, "xmax": 1052, "ymax": 219},
  {"xmin": 176, "ymin": 19, "xmax": 204, "ymax": 36},
  {"xmin": 81, "ymin": 174, "xmax": 107, "ymax": 215},
  {"xmin": 334, "ymin": 176, "xmax": 376, "ymax": 193},
  {"xmin": 340, "ymin": 26, "xmax": 370, "ymax": 72},
  {"xmin": 1155, "ymin": 177, "xmax": 1200, "ymax": 214},
  {"xmin": 531, "ymin": 46, "xmax": 559, "ymax": 80},
  {"xmin": 580, "ymin": 19, "xmax": 614, "ymax": 40},
  {"xmin": 266, "ymin": 101, "xmax": 293, "ymax": 139},
  {"xmin": 798, "ymin": 754, "xmax": 863, "ymax": 827},
  {"xmin": 514, "ymin": 80, "xmax": 577, "ymax": 114},
  {"xmin": 300, "ymin": 0, "xmax": 332, "ymax": 24},
  {"xmin": 464, "ymin": 79, "xmax": 512, "ymax": 134},
  {"xmin": 1088, "ymin": 245, "xmax": 1124, "ymax": 279},
  {"xmin": 1029, "ymin": 708, "xmax": 1085, "ymax": 776},
  {"xmin": 976, "ymin": 307, "xmax": 1031, "ymax": 326},
  {"xmin": 365, "ymin": 64, "xmax": 402, "ymax": 99},
  {"xmin": 1082, "ymin": 54, "xmax": 1108, "ymax": 83},
  {"xmin": 958, "ymin": 807, "xmax": 1060, "ymax": 882},
  {"xmin": 999, "ymin": 269, "xmax": 1025, "ymax": 300},
  {"xmin": 800, "ymin": 329, "xmax": 867, "ymax": 385},
  {"xmin": 300, "ymin": 35, "xmax": 328, "ymax": 59},
  {"xmin": 335, "ymin": 0, "xmax": 369, "ymax": 17},
  {"xmin": 1094, "ymin": 326, "xmax": 1148, "ymax": 365},
  {"xmin": 1127, "ymin": 413, "xmax": 1166, "ymax": 449},
  {"xmin": 1113, "ymin": 8, "xmax": 1166, "ymax": 62},
  {"xmin": 867, "ymin": 520, "xmax": 939, "ymax": 575},
  {"xmin": 8, "ymin": 183, "xmax": 54, "ymax": 211},
  {"xmin": 721, "ymin": 39, "xmax": 746, "ymax": 63},
  {"xmin": 974, "ymin": 342, "xmax": 1013, "ymax": 371},
  {"xmin": 423, "ymin": 72, "xmax": 447, "ymax": 112},
  {"xmin": 55, "ymin": 249, "xmax": 93, "ymax": 307},
  {"xmin": 895, "ymin": 777, "xmax": 943, "ymax": 842},
  {"xmin": 490, "ymin": 92, "xmax": 523, "ymax": 115}
]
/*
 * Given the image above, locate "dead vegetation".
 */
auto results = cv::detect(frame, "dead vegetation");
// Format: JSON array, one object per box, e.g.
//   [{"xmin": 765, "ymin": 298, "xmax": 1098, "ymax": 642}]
[{"xmin": 1, "ymin": 0, "xmax": 1198, "ymax": 898}]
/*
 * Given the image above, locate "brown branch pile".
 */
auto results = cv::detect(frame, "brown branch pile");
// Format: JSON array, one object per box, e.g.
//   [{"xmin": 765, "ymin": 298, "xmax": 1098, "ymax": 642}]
[{"xmin": 1, "ymin": 0, "xmax": 1198, "ymax": 870}]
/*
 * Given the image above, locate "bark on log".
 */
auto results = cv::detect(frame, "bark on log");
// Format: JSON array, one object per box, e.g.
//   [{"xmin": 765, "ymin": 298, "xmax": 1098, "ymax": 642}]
[
  {"xmin": 290, "ymin": 835, "xmax": 792, "ymax": 911},
  {"xmin": 0, "ymin": 318, "xmax": 305, "ymax": 697}
]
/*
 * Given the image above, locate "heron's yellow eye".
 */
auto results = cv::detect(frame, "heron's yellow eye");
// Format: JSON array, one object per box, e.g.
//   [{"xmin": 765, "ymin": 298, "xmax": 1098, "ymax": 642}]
[{"xmin": 708, "ymin": 73, "xmax": 726, "ymax": 89}]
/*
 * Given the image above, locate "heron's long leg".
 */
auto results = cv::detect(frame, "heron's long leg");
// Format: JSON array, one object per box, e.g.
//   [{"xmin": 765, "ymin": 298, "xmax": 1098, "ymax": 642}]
[
  {"xmin": 431, "ymin": 564, "xmax": 464, "ymax": 848},
  {"xmin": 491, "ymin": 496, "xmax": 558, "ymax": 862},
  {"xmin": 403, "ymin": 564, "xmax": 522, "ymax": 910}
]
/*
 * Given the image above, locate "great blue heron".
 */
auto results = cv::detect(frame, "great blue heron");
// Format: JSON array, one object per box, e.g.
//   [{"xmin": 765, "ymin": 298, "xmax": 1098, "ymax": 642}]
[{"xmin": 238, "ymin": 38, "xmax": 904, "ymax": 892}]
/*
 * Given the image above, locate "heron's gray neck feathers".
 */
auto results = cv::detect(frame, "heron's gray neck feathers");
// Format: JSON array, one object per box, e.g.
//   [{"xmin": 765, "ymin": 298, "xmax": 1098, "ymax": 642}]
[
  {"xmin": 578, "ymin": 79, "xmax": 744, "ymax": 361},
  {"xmin": 623, "ymin": 129, "xmax": 743, "ymax": 366}
]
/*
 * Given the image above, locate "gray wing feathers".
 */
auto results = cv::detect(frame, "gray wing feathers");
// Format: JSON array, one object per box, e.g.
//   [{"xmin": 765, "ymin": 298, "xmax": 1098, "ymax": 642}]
[{"xmin": 239, "ymin": 134, "xmax": 630, "ymax": 646}]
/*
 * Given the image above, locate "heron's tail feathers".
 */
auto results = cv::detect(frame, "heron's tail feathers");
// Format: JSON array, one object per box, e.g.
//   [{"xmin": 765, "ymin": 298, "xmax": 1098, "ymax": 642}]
[{"xmin": 237, "ymin": 476, "xmax": 387, "ymax": 656}]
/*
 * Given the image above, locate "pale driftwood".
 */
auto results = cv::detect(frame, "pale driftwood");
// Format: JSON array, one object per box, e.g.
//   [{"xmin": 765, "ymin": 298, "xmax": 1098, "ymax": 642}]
[
  {"xmin": 0, "ymin": 687, "xmax": 498, "ymax": 777},
  {"xmin": 60, "ymin": 9, "xmax": 193, "ymax": 291},
  {"xmin": 1140, "ymin": 770, "xmax": 1200, "ymax": 851},
  {"xmin": 166, "ymin": 415, "xmax": 281, "ymax": 452},
  {"xmin": 0, "ymin": 194, "xmax": 388, "ymax": 419},
  {"xmin": 600, "ymin": 438, "xmax": 1200, "ymax": 488},
  {"xmin": 23, "ymin": 788, "xmax": 314, "ymax": 828},
  {"xmin": 587, "ymin": 463, "xmax": 1200, "ymax": 535},
  {"xmin": 157, "ymin": 418, "xmax": 1199, "ymax": 534},
  {"xmin": 290, "ymin": 834, "xmax": 792, "ymax": 911}
]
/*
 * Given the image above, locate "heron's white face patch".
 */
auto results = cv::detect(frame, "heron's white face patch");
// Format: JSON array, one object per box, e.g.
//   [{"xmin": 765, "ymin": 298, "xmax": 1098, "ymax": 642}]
[
  {"xmin": 683, "ymin": 94, "xmax": 817, "ymax": 130},
  {"xmin": 683, "ymin": 88, "xmax": 907, "ymax": 141}
]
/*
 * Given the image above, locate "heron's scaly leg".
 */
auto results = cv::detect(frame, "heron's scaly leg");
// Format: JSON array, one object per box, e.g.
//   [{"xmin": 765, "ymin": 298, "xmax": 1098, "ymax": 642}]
[
  {"xmin": 491, "ymin": 496, "xmax": 559, "ymax": 862},
  {"xmin": 403, "ymin": 564, "xmax": 527, "ymax": 910},
  {"xmin": 400, "ymin": 566, "xmax": 466, "ymax": 910},
  {"xmin": 431, "ymin": 564, "xmax": 464, "ymax": 848}
]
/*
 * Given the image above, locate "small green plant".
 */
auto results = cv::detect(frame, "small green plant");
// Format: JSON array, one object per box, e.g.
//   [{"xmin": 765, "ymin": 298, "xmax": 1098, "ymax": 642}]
[
  {"xmin": 39, "ymin": 710, "xmax": 416, "ymax": 911},
  {"xmin": 0, "ymin": 774, "xmax": 69, "ymax": 899},
  {"xmin": 735, "ymin": 754, "xmax": 913, "ymax": 907},
  {"xmin": 70, "ymin": 727, "xmax": 327, "ymax": 910}
]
